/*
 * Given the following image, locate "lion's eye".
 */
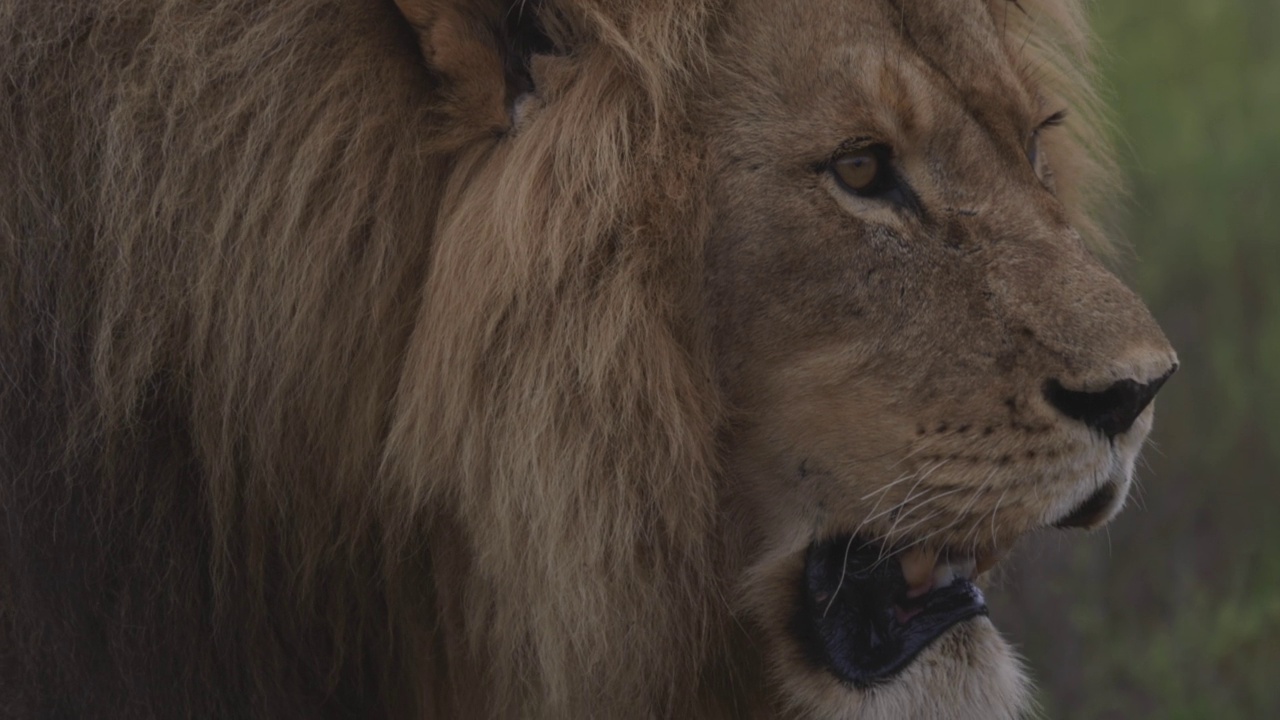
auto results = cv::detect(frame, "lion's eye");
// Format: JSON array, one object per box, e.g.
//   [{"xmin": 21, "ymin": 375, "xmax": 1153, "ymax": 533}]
[
  {"xmin": 831, "ymin": 145, "xmax": 894, "ymax": 197},
  {"xmin": 1029, "ymin": 109, "xmax": 1067, "ymax": 184},
  {"xmin": 833, "ymin": 151, "xmax": 878, "ymax": 191}
]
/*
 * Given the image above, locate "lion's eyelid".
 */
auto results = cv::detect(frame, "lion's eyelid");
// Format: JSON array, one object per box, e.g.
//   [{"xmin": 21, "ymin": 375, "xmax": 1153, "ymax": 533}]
[{"xmin": 1036, "ymin": 108, "xmax": 1068, "ymax": 130}]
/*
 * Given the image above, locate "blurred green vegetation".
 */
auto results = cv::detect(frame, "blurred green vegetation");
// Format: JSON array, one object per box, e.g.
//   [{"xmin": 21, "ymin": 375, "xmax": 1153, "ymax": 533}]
[{"xmin": 991, "ymin": 0, "xmax": 1280, "ymax": 717}]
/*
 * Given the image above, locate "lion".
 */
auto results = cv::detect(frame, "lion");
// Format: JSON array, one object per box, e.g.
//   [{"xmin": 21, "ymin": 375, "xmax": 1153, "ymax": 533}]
[{"xmin": 0, "ymin": 0, "xmax": 1176, "ymax": 717}]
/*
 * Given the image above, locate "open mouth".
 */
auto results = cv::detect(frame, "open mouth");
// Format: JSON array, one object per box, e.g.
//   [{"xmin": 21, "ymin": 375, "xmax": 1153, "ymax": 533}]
[
  {"xmin": 793, "ymin": 536, "xmax": 1002, "ymax": 689},
  {"xmin": 792, "ymin": 481, "xmax": 1121, "ymax": 689}
]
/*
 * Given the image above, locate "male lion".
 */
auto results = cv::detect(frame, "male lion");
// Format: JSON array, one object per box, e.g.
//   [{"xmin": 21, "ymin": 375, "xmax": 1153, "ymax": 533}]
[{"xmin": 0, "ymin": 0, "xmax": 1176, "ymax": 717}]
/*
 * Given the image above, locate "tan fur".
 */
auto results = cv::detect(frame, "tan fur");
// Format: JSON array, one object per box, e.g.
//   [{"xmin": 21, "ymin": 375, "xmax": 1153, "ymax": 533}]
[{"xmin": 0, "ymin": 0, "xmax": 1172, "ymax": 718}]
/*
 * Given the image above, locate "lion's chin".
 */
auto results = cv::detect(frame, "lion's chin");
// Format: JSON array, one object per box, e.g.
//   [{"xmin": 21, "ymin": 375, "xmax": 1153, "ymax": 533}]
[{"xmin": 782, "ymin": 618, "xmax": 1031, "ymax": 720}]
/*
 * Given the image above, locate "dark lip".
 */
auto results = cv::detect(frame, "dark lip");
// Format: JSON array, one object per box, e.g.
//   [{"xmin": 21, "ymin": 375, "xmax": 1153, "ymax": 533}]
[
  {"xmin": 792, "ymin": 536, "xmax": 988, "ymax": 689},
  {"xmin": 1052, "ymin": 480, "xmax": 1120, "ymax": 529}
]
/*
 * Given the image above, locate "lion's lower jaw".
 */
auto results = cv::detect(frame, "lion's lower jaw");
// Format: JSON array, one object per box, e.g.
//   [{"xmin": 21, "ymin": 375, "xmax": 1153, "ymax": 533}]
[{"xmin": 776, "ymin": 619, "xmax": 1030, "ymax": 720}]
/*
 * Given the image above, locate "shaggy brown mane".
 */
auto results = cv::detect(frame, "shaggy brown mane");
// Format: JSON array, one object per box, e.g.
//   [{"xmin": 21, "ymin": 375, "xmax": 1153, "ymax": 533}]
[{"xmin": 1, "ymin": 0, "xmax": 1121, "ymax": 717}]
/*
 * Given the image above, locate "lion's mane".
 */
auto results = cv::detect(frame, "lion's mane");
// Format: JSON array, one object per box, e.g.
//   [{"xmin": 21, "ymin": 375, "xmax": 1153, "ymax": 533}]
[{"xmin": 0, "ymin": 0, "xmax": 1111, "ymax": 717}]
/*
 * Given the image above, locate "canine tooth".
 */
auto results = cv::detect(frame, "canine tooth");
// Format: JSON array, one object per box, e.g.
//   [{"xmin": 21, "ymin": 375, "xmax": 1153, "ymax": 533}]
[
  {"xmin": 932, "ymin": 562, "xmax": 956, "ymax": 589},
  {"xmin": 899, "ymin": 547, "xmax": 938, "ymax": 596}
]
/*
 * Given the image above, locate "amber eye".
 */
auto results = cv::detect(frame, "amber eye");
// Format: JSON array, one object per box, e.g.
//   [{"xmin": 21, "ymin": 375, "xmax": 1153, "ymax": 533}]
[{"xmin": 830, "ymin": 145, "xmax": 893, "ymax": 196}]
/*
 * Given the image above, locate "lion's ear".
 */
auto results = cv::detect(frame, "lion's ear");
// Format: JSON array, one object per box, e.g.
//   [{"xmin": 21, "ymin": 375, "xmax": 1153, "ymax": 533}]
[{"xmin": 394, "ymin": 0, "xmax": 553, "ymax": 131}]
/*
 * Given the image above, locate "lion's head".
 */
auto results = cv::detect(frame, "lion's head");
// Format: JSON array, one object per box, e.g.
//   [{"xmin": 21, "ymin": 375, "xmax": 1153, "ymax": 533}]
[
  {"xmin": 391, "ymin": 0, "xmax": 1174, "ymax": 716},
  {"xmin": 700, "ymin": 1, "xmax": 1177, "ymax": 716},
  {"xmin": 1, "ymin": 0, "xmax": 1174, "ymax": 717}
]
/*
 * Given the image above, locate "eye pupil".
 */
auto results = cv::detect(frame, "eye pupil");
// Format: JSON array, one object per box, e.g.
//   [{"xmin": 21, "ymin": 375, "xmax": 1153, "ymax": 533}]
[{"xmin": 833, "ymin": 149, "xmax": 882, "ymax": 193}]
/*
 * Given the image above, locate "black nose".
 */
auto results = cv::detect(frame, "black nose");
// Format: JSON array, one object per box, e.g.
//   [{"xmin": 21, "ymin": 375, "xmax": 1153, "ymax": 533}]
[{"xmin": 1044, "ymin": 366, "xmax": 1176, "ymax": 440}]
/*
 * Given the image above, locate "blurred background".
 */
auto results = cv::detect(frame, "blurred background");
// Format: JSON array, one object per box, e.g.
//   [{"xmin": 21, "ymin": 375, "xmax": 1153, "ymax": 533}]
[{"xmin": 989, "ymin": 0, "xmax": 1280, "ymax": 717}]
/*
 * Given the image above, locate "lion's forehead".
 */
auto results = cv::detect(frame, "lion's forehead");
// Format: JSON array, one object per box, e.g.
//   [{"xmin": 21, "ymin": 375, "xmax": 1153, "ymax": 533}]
[{"xmin": 712, "ymin": 0, "xmax": 1040, "ymax": 158}]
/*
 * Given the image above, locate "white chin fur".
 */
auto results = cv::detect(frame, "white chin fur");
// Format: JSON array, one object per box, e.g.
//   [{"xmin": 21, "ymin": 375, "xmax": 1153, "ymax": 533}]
[{"xmin": 782, "ymin": 618, "xmax": 1031, "ymax": 720}]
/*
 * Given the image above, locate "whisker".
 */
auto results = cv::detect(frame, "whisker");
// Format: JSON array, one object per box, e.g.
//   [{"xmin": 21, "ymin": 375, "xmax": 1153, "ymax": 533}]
[
  {"xmin": 822, "ymin": 533, "xmax": 860, "ymax": 618},
  {"xmin": 884, "ymin": 505, "xmax": 951, "ymax": 549},
  {"xmin": 954, "ymin": 468, "xmax": 1002, "ymax": 554},
  {"xmin": 846, "ymin": 471, "xmax": 917, "ymax": 545},
  {"xmin": 873, "ymin": 460, "xmax": 952, "ymax": 567},
  {"xmin": 884, "ymin": 484, "xmax": 989, "ymax": 574},
  {"xmin": 887, "ymin": 437, "xmax": 944, "ymax": 470},
  {"xmin": 859, "ymin": 468, "xmax": 922, "ymax": 502},
  {"xmin": 857, "ymin": 462, "xmax": 940, "ymax": 529},
  {"xmin": 988, "ymin": 486, "xmax": 1011, "ymax": 551},
  {"xmin": 882, "ymin": 485, "xmax": 972, "ymax": 545}
]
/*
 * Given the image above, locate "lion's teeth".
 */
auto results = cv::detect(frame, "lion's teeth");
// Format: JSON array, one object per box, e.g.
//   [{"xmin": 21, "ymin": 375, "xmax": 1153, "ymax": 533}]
[
  {"xmin": 929, "ymin": 557, "xmax": 977, "ymax": 589},
  {"xmin": 901, "ymin": 550, "xmax": 979, "ymax": 595},
  {"xmin": 932, "ymin": 562, "xmax": 956, "ymax": 589},
  {"xmin": 899, "ymin": 547, "xmax": 938, "ymax": 596}
]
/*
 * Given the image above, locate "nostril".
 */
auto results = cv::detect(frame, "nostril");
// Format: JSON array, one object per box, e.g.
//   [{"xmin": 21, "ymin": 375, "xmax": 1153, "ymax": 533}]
[{"xmin": 1044, "ymin": 366, "xmax": 1175, "ymax": 440}]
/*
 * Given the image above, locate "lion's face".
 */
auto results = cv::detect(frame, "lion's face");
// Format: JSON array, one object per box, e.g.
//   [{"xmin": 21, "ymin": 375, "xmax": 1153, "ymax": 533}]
[{"xmin": 699, "ymin": 0, "xmax": 1176, "ymax": 715}]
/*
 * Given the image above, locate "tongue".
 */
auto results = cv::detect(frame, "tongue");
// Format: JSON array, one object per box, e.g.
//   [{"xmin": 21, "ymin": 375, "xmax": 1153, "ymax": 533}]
[{"xmin": 793, "ymin": 537, "xmax": 989, "ymax": 689}]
